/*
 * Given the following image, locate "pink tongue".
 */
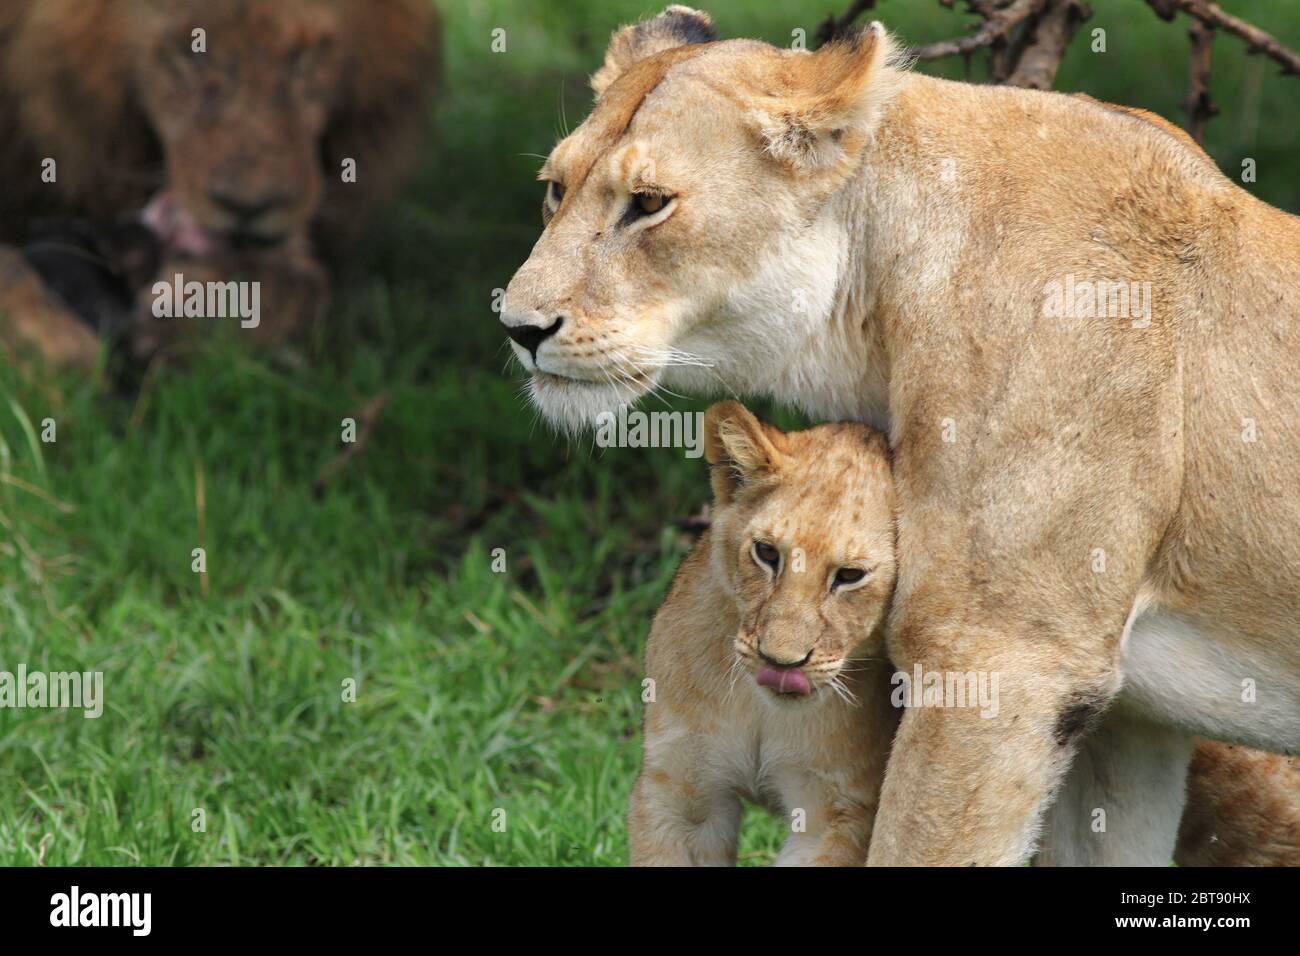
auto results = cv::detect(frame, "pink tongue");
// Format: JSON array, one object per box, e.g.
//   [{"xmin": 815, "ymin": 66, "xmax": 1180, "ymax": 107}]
[
  {"xmin": 141, "ymin": 190, "xmax": 221, "ymax": 257},
  {"xmin": 755, "ymin": 665, "xmax": 812, "ymax": 696}
]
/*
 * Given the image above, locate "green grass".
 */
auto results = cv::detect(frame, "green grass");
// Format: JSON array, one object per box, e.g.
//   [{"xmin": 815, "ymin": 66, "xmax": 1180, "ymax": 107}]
[
  {"xmin": 1, "ymin": 0, "xmax": 1297, "ymax": 865},
  {"xmin": 0, "ymin": 336, "xmax": 795, "ymax": 865}
]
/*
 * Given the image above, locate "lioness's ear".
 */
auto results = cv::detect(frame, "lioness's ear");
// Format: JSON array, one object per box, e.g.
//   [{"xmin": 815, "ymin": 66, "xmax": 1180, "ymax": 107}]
[
  {"xmin": 592, "ymin": 5, "xmax": 718, "ymax": 97},
  {"xmin": 704, "ymin": 401, "xmax": 784, "ymax": 505},
  {"xmin": 755, "ymin": 22, "xmax": 903, "ymax": 173}
]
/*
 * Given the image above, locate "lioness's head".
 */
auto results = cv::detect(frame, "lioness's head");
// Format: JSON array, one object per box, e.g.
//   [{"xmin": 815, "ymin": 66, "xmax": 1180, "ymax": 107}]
[
  {"xmin": 703, "ymin": 402, "xmax": 896, "ymax": 703},
  {"xmin": 501, "ymin": 6, "xmax": 904, "ymax": 432}
]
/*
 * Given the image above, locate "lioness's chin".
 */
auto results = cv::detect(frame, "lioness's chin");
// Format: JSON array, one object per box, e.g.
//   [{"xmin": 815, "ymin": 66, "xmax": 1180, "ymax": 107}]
[{"xmin": 527, "ymin": 371, "xmax": 653, "ymax": 434}]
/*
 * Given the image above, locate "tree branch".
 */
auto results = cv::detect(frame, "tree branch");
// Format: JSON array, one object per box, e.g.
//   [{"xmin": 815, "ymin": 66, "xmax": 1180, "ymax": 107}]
[
  {"xmin": 911, "ymin": 0, "xmax": 1049, "ymax": 60},
  {"xmin": 1182, "ymin": 19, "xmax": 1218, "ymax": 143},
  {"xmin": 1005, "ymin": 0, "xmax": 1091, "ymax": 89},
  {"xmin": 815, "ymin": 0, "xmax": 1300, "ymax": 134},
  {"xmin": 1147, "ymin": 0, "xmax": 1300, "ymax": 77},
  {"xmin": 814, "ymin": 0, "xmax": 880, "ymax": 46}
]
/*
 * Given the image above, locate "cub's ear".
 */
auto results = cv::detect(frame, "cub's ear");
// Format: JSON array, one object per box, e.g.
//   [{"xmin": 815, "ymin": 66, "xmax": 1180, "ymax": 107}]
[
  {"xmin": 862, "ymin": 426, "xmax": 891, "ymax": 460},
  {"xmin": 754, "ymin": 22, "xmax": 903, "ymax": 173},
  {"xmin": 704, "ymin": 401, "xmax": 785, "ymax": 506},
  {"xmin": 591, "ymin": 5, "xmax": 718, "ymax": 97}
]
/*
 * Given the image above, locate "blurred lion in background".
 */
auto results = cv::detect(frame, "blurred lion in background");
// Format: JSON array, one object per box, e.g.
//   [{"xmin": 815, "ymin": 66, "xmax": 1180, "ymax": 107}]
[{"xmin": 0, "ymin": 0, "xmax": 440, "ymax": 371}]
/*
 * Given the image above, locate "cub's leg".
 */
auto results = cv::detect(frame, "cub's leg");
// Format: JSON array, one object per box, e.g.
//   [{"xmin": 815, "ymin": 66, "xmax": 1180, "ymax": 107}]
[
  {"xmin": 1034, "ymin": 709, "xmax": 1193, "ymax": 866},
  {"xmin": 628, "ymin": 540, "xmax": 744, "ymax": 866},
  {"xmin": 771, "ymin": 796, "xmax": 872, "ymax": 867},
  {"xmin": 627, "ymin": 768, "xmax": 741, "ymax": 866},
  {"xmin": 770, "ymin": 663, "xmax": 897, "ymax": 867}
]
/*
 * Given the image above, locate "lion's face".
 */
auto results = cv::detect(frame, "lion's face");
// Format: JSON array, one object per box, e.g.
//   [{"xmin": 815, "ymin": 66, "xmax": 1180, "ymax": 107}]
[
  {"xmin": 133, "ymin": 0, "xmax": 345, "ymax": 250},
  {"xmin": 501, "ymin": 7, "xmax": 901, "ymax": 432},
  {"xmin": 703, "ymin": 403, "xmax": 896, "ymax": 704}
]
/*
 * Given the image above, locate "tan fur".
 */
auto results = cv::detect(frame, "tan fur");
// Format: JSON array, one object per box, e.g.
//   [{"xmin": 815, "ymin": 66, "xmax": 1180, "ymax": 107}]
[
  {"xmin": 507, "ymin": 8, "xmax": 1300, "ymax": 865},
  {"xmin": 637, "ymin": 403, "xmax": 1298, "ymax": 867},
  {"xmin": 1177, "ymin": 741, "xmax": 1300, "ymax": 866},
  {"xmin": 0, "ymin": 245, "xmax": 101, "ymax": 370},
  {"xmin": 0, "ymin": 0, "xmax": 438, "ymax": 365},
  {"xmin": 629, "ymin": 402, "xmax": 899, "ymax": 865}
]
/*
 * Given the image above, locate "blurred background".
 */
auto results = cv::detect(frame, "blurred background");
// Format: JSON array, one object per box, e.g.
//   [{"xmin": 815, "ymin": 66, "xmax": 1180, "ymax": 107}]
[{"xmin": 1, "ymin": 0, "xmax": 1296, "ymax": 865}]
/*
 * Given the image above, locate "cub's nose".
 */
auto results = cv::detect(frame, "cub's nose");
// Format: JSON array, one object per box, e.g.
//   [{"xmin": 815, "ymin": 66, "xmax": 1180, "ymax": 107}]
[
  {"xmin": 757, "ymin": 645, "xmax": 814, "ymax": 668},
  {"xmin": 502, "ymin": 314, "xmax": 564, "ymax": 361}
]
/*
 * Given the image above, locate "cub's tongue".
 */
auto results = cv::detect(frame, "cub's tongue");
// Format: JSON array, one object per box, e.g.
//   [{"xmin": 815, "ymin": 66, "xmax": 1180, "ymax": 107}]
[{"xmin": 755, "ymin": 665, "xmax": 812, "ymax": 696}]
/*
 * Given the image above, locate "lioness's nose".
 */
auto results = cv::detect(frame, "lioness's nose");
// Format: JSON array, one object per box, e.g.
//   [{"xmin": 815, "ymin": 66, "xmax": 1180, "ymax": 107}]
[{"xmin": 502, "ymin": 314, "xmax": 563, "ymax": 360}]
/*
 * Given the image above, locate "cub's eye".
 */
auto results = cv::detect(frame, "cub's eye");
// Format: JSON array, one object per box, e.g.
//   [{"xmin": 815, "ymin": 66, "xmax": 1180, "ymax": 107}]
[
  {"xmin": 832, "ymin": 567, "xmax": 867, "ymax": 589},
  {"xmin": 635, "ymin": 193, "xmax": 665, "ymax": 215},
  {"xmin": 752, "ymin": 541, "xmax": 781, "ymax": 572}
]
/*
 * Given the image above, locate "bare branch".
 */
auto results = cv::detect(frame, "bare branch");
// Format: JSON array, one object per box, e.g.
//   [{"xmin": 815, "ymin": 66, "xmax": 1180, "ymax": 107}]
[
  {"xmin": 1182, "ymin": 19, "xmax": 1218, "ymax": 143},
  {"xmin": 815, "ymin": 0, "xmax": 1300, "ymax": 118},
  {"xmin": 912, "ymin": 0, "xmax": 1049, "ymax": 60},
  {"xmin": 814, "ymin": 0, "xmax": 880, "ymax": 46},
  {"xmin": 1006, "ymin": 0, "xmax": 1091, "ymax": 90},
  {"xmin": 1147, "ymin": 0, "xmax": 1300, "ymax": 77}
]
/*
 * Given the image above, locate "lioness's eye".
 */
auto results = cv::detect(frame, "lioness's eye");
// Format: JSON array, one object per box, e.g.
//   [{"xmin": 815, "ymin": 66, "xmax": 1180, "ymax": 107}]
[
  {"xmin": 752, "ymin": 541, "xmax": 780, "ymax": 572},
  {"xmin": 833, "ymin": 567, "xmax": 867, "ymax": 588},
  {"xmin": 541, "ymin": 181, "xmax": 564, "ymax": 224}
]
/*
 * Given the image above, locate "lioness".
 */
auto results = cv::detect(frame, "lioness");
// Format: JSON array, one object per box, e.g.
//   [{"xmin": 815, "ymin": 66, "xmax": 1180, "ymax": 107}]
[
  {"xmin": 0, "ymin": 0, "xmax": 439, "ymax": 366},
  {"xmin": 634, "ymin": 401, "xmax": 1298, "ymax": 866},
  {"xmin": 503, "ymin": 7, "xmax": 1300, "ymax": 865}
]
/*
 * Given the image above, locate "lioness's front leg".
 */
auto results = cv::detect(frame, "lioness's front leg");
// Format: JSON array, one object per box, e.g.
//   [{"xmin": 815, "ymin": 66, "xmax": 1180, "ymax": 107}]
[
  {"xmin": 868, "ymin": 383, "xmax": 1181, "ymax": 865},
  {"xmin": 868, "ymin": 621, "xmax": 1119, "ymax": 865}
]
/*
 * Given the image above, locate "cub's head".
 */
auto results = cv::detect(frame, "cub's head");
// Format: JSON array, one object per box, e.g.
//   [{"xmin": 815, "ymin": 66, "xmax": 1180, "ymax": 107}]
[
  {"xmin": 703, "ymin": 401, "xmax": 895, "ymax": 704},
  {"xmin": 501, "ymin": 6, "xmax": 905, "ymax": 432}
]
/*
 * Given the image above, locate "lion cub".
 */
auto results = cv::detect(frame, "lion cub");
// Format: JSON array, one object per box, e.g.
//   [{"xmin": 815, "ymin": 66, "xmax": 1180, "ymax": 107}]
[
  {"xmin": 629, "ymin": 406, "xmax": 1299, "ymax": 868},
  {"xmin": 628, "ymin": 401, "xmax": 899, "ymax": 866}
]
